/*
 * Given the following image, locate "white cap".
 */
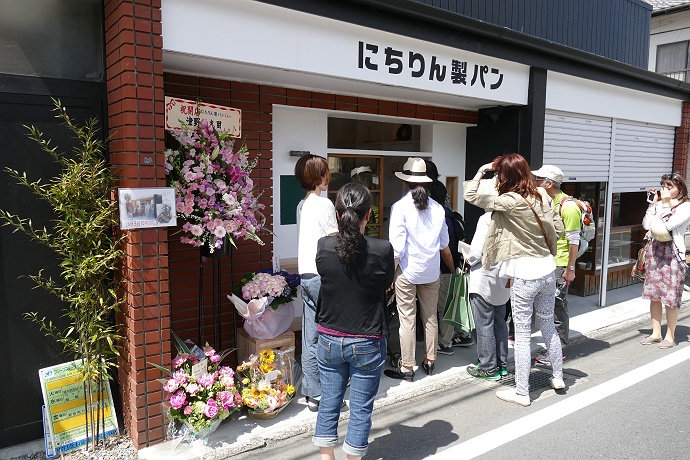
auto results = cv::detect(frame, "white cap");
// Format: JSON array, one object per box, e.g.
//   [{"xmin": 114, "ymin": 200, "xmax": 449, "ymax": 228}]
[
  {"xmin": 532, "ymin": 165, "xmax": 564, "ymax": 183},
  {"xmin": 350, "ymin": 165, "xmax": 372, "ymax": 178}
]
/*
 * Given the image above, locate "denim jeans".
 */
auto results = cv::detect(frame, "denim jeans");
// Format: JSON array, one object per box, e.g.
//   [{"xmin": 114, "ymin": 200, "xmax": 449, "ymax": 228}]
[
  {"xmin": 511, "ymin": 273, "xmax": 563, "ymax": 396},
  {"xmin": 301, "ymin": 274, "xmax": 321, "ymax": 398},
  {"xmin": 469, "ymin": 294, "xmax": 508, "ymax": 371},
  {"xmin": 312, "ymin": 334, "xmax": 386, "ymax": 457}
]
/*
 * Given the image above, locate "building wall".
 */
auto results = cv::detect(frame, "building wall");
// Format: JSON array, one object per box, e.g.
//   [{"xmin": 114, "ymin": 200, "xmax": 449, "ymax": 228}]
[{"xmin": 649, "ymin": 9, "xmax": 690, "ymax": 72}]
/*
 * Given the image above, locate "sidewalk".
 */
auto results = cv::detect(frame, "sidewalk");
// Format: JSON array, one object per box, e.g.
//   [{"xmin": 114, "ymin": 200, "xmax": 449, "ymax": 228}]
[{"xmin": 139, "ymin": 283, "xmax": 677, "ymax": 460}]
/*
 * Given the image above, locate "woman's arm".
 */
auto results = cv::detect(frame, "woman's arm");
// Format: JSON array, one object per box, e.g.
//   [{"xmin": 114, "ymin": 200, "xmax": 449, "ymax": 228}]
[
  {"xmin": 642, "ymin": 203, "xmax": 656, "ymax": 230},
  {"xmin": 662, "ymin": 202, "xmax": 690, "ymax": 232}
]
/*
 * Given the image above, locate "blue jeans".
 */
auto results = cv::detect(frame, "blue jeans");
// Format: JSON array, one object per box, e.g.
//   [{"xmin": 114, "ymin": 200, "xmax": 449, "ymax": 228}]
[
  {"xmin": 469, "ymin": 294, "xmax": 508, "ymax": 371},
  {"xmin": 312, "ymin": 334, "xmax": 386, "ymax": 458},
  {"xmin": 301, "ymin": 274, "xmax": 321, "ymax": 398}
]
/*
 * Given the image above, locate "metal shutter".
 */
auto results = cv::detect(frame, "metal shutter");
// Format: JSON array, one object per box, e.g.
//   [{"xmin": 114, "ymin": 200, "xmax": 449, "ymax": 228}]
[
  {"xmin": 611, "ymin": 120, "xmax": 675, "ymax": 193},
  {"xmin": 543, "ymin": 110, "xmax": 612, "ymax": 182}
]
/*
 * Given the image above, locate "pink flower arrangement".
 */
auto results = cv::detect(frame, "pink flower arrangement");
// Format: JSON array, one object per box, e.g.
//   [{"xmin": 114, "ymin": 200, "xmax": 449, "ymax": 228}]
[
  {"xmin": 164, "ymin": 116, "xmax": 266, "ymax": 253},
  {"xmin": 236, "ymin": 269, "xmax": 301, "ymax": 309},
  {"xmin": 151, "ymin": 332, "xmax": 241, "ymax": 433}
]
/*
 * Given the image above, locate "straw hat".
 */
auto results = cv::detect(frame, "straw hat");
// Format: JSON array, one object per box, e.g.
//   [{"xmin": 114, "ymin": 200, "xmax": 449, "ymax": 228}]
[{"xmin": 395, "ymin": 157, "xmax": 432, "ymax": 183}]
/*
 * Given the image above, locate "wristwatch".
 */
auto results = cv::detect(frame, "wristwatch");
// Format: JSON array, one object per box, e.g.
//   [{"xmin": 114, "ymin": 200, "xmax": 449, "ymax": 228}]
[{"xmin": 567, "ymin": 265, "xmax": 576, "ymax": 271}]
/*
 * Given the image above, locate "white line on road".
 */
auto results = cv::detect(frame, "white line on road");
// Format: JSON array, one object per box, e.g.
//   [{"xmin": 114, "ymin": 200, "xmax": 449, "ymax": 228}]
[{"xmin": 428, "ymin": 345, "xmax": 690, "ymax": 460}]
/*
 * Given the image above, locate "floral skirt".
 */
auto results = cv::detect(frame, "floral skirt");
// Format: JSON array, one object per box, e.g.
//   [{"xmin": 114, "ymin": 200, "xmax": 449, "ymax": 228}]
[{"xmin": 641, "ymin": 239, "xmax": 686, "ymax": 309}]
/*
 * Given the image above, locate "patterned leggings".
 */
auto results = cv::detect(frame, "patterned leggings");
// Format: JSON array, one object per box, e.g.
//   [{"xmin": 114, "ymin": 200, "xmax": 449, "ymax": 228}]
[{"xmin": 511, "ymin": 272, "xmax": 563, "ymax": 396}]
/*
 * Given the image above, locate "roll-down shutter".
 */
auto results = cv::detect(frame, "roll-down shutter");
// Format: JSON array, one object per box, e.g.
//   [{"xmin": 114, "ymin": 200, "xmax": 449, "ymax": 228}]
[
  {"xmin": 611, "ymin": 120, "xmax": 675, "ymax": 193},
  {"xmin": 543, "ymin": 110, "xmax": 611, "ymax": 182}
]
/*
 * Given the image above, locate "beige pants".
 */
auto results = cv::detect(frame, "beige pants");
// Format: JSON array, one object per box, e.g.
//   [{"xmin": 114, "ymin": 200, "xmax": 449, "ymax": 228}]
[{"xmin": 395, "ymin": 271, "xmax": 440, "ymax": 368}]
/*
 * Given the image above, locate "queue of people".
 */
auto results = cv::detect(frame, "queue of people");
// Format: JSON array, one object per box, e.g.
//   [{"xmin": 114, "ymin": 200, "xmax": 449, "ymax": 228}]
[{"xmin": 295, "ymin": 153, "xmax": 689, "ymax": 458}]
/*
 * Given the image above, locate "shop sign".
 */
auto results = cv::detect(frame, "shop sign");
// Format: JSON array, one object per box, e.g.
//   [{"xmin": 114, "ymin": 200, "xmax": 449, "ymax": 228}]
[
  {"xmin": 165, "ymin": 96, "xmax": 241, "ymax": 137},
  {"xmin": 118, "ymin": 187, "xmax": 177, "ymax": 230},
  {"xmin": 39, "ymin": 360, "xmax": 119, "ymax": 456},
  {"xmin": 358, "ymin": 41, "xmax": 505, "ymax": 91}
]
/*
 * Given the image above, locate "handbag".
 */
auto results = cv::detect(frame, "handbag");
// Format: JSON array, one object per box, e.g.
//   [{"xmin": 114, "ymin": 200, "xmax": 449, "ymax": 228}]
[
  {"xmin": 443, "ymin": 264, "xmax": 474, "ymax": 333},
  {"xmin": 631, "ymin": 240, "xmax": 650, "ymax": 281}
]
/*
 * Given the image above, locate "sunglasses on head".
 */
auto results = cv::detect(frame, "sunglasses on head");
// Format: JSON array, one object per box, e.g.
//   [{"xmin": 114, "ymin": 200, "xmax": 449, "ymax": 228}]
[{"xmin": 661, "ymin": 173, "xmax": 682, "ymax": 181}]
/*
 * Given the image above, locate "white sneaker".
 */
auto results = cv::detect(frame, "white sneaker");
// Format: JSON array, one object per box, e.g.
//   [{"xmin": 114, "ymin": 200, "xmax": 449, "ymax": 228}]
[
  {"xmin": 551, "ymin": 377, "xmax": 565, "ymax": 390},
  {"xmin": 496, "ymin": 389, "xmax": 531, "ymax": 406}
]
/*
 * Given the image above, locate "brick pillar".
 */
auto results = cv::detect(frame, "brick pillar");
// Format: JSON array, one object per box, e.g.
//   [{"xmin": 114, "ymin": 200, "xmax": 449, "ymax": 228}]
[
  {"xmin": 676, "ymin": 101, "xmax": 690, "ymax": 179},
  {"xmin": 104, "ymin": 0, "xmax": 168, "ymax": 449}
]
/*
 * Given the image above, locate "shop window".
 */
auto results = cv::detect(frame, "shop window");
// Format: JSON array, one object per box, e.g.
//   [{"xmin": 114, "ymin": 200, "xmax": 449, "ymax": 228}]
[
  {"xmin": 656, "ymin": 41, "xmax": 690, "ymax": 82},
  {"xmin": 565, "ymin": 182, "xmax": 648, "ymax": 297},
  {"xmin": 0, "ymin": 0, "xmax": 104, "ymax": 81},
  {"xmin": 327, "ymin": 118, "xmax": 421, "ymax": 152}
]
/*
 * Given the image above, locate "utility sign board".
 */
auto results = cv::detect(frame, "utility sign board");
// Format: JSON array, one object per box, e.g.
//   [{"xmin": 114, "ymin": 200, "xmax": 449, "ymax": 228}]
[{"xmin": 39, "ymin": 360, "xmax": 119, "ymax": 455}]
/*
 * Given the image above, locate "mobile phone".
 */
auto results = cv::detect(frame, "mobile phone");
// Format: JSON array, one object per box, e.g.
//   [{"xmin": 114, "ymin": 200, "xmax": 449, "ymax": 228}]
[{"xmin": 647, "ymin": 191, "xmax": 656, "ymax": 203}]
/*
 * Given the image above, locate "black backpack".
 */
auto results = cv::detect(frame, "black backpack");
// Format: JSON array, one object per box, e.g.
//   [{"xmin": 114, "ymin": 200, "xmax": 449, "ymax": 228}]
[{"xmin": 445, "ymin": 208, "xmax": 467, "ymax": 268}]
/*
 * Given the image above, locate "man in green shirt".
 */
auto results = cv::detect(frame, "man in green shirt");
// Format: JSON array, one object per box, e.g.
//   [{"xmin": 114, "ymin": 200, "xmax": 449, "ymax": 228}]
[{"xmin": 531, "ymin": 165, "xmax": 581, "ymax": 365}]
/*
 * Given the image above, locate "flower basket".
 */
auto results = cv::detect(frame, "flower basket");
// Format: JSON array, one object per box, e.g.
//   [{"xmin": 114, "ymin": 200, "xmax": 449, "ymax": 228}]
[
  {"xmin": 237, "ymin": 348, "xmax": 298, "ymax": 418},
  {"xmin": 248, "ymin": 400, "xmax": 291, "ymax": 420},
  {"xmin": 230, "ymin": 269, "xmax": 301, "ymax": 340}
]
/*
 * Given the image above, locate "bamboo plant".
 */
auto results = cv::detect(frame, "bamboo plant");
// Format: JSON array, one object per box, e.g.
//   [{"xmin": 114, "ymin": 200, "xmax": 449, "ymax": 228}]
[{"xmin": 0, "ymin": 99, "xmax": 124, "ymax": 451}]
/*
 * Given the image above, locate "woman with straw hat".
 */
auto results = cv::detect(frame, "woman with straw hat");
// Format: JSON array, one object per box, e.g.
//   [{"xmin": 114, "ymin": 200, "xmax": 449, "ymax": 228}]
[{"xmin": 385, "ymin": 157, "xmax": 454, "ymax": 381}]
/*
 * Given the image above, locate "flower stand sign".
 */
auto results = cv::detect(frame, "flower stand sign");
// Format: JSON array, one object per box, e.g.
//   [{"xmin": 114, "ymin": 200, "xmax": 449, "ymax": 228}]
[
  {"xmin": 165, "ymin": 96, "xmax": 241, "ymax": 137},
  {"xmin": 150, "ymin": 332, "xmax": 242, "ymax": 444},
  {"xmin": 118, "ymin": 187, "xmax": 177, "ymax": 230},
  {"xmin": 164, "ymin": 107, "xmax": 265, "ymax": 255},
  {"xmin": 38, "ymin": 360, "xmax": 119, "ymax": 456}
]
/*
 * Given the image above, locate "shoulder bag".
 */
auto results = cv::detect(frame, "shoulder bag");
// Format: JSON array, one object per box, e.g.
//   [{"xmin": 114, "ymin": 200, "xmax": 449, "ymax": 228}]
[{"xmin": 522, "ymin": 196, "xmax": 553, "ymax": 252}]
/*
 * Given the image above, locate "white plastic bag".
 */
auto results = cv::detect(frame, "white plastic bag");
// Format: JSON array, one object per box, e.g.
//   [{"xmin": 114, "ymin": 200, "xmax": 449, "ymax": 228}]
[{"xmin": 229, "ymin": 294, "xmax": 294, "ymax": 340}]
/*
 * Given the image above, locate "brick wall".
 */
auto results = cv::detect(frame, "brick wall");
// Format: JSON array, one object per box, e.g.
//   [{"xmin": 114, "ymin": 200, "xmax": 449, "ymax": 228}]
[
  {"xmin": 676, "ymin": 100, "xmax": 690, "ymax": 179},
  {"xmin": 104, "ymin": 0, "xmax": 168, "ymax": 449}
]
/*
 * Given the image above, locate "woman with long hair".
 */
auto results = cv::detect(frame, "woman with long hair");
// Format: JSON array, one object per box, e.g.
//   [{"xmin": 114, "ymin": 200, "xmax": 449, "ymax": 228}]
[
  {"xmin": 312, "ymin": 183, "xmax": 395, "ymax": 460},
  {"xmin": 640, "ymin": 172, "xmax": 690, "ymax": 349},
  {"xmin": 385, "ymin": 157, "xmax": 454, "ymax": 381},
  {"xmin": 464, "ymin": 153, "xmax": 564, "ymax": 406}
]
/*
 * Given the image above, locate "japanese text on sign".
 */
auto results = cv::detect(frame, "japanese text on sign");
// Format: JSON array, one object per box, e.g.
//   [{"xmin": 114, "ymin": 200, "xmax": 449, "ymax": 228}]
[
  {"xmin": 358, "ymin": 41, "xmax": 504, "ymax": 90},
  {"xmin": 165, "ymin": 97, "xmax": 242, "ymax": 137}
]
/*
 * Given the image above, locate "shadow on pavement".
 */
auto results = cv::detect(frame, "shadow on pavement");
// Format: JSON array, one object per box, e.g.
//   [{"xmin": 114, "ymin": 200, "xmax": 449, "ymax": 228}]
[{"xmin": 366, "ymin": 420, "xmax": 458, "ymax": 460}]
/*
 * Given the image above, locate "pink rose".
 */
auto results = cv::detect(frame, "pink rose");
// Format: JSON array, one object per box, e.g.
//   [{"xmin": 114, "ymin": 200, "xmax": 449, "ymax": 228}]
[
  {"xmin": 204, "ymin": 399, "xmax": 219, "ymax": 418},
  {"xmin": 169, "ymin": 391, "xmax": 187, "ymax": 410}
]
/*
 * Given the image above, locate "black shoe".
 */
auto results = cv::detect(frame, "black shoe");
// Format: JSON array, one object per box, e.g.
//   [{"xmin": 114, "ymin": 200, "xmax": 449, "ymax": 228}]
[
  {"xmin": 384, "ymin": 367, "xmax": 415, "ymax": 381},
  {"xmin": 451, "ymin": 335, "xmax": 474, "ymax": 347},
  {"xmin": 422, "ymin": 362, "xmax": 435, "ymax": 376}
]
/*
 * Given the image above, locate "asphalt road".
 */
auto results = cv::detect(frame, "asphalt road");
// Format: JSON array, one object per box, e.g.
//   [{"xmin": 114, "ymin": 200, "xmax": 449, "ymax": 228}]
[{"xmin": 230, "ymin": 308, "xmax": 690, "ymax": 460}]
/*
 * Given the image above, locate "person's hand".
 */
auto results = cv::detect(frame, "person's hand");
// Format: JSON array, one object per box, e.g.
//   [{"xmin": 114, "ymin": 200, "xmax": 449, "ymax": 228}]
[
  {"xmin": 563, "ymin": 269, "xmax": 575, "ymax": 284},
  {"xmin": 479, "ymin": 162, "xmax": 494, "ymax": 172},
  {"xmin": 660, "ymin": 187, "xmax": 671, "ymax": 206}
]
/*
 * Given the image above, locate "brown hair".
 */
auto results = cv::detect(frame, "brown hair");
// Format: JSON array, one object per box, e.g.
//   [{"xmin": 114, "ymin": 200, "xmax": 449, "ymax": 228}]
[
  {"xmin": 294, "ymin": 154, "xmax": 330, "ymax": 191},
  {"xmin": 493, "ymin": 153, "xmax": 541, "ymax": 202},
  {"xmin": 661, "ymin": 172, "xmax": 689, "ymax": 204}
]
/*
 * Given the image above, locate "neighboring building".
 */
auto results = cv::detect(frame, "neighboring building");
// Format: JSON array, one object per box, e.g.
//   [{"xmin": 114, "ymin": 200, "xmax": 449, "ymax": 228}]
[
  {"xmin": 649, "ymin": 0, "xmax": 690, "ymax": 80},
  {"xmin": 3, "ymin": 0, "xmax": 690, "ymax": 452}
]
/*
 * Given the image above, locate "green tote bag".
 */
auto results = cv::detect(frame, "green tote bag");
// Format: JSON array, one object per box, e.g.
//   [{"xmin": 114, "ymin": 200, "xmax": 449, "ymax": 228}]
[{"xmin": 442, "ymin": 269, "xmax": 474, "ymax": 333}]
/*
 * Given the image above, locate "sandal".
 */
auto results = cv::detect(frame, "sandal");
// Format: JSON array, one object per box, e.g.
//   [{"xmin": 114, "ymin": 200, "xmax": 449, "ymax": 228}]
[
  {"xmin": 659, "ymin": 340, "xmax": 676, "ymax": 349},
  {"xmin": 640, "ymin": 336, "xmax": 662, "ymax": 345}
]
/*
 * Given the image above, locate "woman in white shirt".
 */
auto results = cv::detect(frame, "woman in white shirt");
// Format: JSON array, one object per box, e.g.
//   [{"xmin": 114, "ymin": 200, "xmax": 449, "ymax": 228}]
[
  {"xmin": 385, "ymin": 157, "xmax": 453, "ymax": 381},
  {"xmin": 641, "ymin": 173, "xmax": 690, "ymax": 349},
  {"xmin": 295, "ymin": 154, "xmax": 339, "ymax": 411}
]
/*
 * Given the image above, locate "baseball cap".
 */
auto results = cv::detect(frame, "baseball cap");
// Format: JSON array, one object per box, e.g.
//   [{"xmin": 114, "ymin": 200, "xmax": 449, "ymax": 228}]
[{"xmin": 532, "ymin": 165, "xmax": 564, "ymax": 183}]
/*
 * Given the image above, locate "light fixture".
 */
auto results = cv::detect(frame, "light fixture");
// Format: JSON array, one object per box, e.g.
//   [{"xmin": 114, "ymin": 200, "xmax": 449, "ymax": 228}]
[{"xmin": 289, "ymin": 150, "xmax": 310, "ymax": 157}]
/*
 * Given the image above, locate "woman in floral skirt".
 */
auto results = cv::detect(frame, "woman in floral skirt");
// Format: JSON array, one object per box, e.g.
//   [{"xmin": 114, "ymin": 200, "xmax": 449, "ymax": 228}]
[{"xmin": 641, "ymin": 173, "xmax": 690, "ymax": 349}]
